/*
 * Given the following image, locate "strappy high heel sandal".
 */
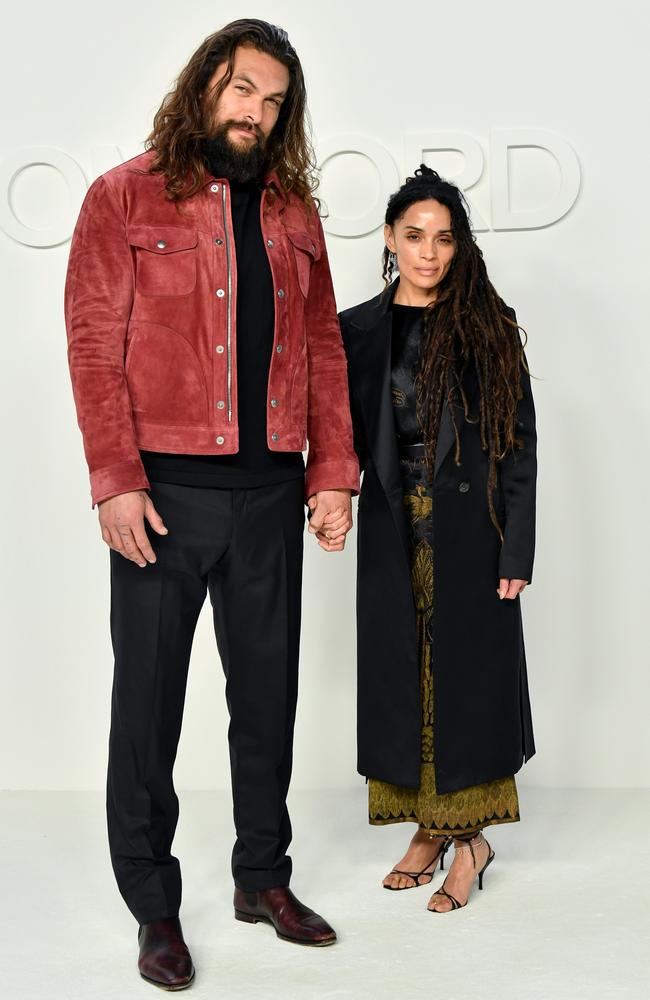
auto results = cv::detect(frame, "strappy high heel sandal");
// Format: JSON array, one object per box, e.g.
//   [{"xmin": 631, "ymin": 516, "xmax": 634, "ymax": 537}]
[
  {"xmin": 383, "ymin": 834, "xmax": 452, "ymax": 891},
  {"xmin": 427, "ymin": 831, "xmax": 495, "ymax": 912}
]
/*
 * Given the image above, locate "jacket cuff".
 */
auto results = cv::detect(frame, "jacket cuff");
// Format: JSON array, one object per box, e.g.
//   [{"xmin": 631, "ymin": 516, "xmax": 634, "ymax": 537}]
[
  {"xmin": 90, "ymin": 459, "xmax": 151, "ymax": 508},
  {"xmin": 498, "ymin": 553, "xmax": 533, "ymax": 585},
  {"xmin": 304, "ymin": 459, "xmax": 360, "ymax": 502}
]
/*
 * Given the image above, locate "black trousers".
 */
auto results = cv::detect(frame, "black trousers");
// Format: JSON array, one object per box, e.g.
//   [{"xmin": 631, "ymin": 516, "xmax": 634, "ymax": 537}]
[{"xmin": 106, "ymin": 478, "xmax": 305, "ymax": 925}]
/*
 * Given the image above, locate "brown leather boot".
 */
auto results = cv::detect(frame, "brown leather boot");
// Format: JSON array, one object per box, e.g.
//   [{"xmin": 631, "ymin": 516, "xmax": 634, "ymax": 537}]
[
  {"xmin": 234, "ymin": 886, "xmax": 337, "ymax": 946},
  {"xmin": 137, "ymin": 917, "xmax": 195, "ymax": 990}
]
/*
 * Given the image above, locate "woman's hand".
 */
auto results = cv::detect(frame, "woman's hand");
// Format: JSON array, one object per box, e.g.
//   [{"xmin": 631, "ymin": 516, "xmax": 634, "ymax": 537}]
[
  {"xmin": 497, "ymin": 578, "xmax": 528, "ymax": 600},
  {"xmin": 307, "ymin": 489, "xmax": 353, "ymax": 552}
]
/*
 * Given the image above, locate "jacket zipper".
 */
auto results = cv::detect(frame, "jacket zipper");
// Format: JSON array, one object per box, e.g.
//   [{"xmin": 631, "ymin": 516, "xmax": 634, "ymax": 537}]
[{"xmin": 222, "ymin": 184, "xmax": 233, "ymax": 421}]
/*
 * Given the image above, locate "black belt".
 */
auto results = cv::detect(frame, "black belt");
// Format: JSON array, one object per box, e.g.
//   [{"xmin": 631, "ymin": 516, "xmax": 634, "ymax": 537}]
[{"xmin": 398, "ymin": 442, "xmax": 426, "ymax": 457}]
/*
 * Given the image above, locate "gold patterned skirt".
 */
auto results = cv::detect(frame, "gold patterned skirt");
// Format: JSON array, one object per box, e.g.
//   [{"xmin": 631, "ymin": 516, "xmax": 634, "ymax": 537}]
[{"xmin": 368, "ymin": 459, "xmax": 520, "ymax": 836}]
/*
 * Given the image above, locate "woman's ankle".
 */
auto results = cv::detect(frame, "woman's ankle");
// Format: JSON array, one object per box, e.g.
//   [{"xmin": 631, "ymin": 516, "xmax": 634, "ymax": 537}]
[{"xmin": 452, "ymin": 831, "xmax": 486, "ymax": 864}]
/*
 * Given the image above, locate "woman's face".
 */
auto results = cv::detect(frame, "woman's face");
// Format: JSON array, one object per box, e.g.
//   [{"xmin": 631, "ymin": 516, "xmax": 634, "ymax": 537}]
[{"xmin": 385, "ymin": 199, "xmax": 456, "ymax": 300}]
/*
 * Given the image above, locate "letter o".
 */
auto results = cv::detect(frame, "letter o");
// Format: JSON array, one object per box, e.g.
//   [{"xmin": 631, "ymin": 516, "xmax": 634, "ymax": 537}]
[
  {"xmin": 316, "ymin": 136, "xmax": 400, "ymax": 237},
  {"xmin": 0, "ymin": 147, "xmax": 87, "ymax": 248}
]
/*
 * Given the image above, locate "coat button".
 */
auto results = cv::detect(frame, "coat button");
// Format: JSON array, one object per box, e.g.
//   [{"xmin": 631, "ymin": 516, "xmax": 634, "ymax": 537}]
[
  {"xmin": 214, "ymin": 238, "xmax": 223, "ymax": 246},
  {"xmin": 458, "ymin": 481, "xmax": 470, "ymax": 493},
  {"xmin": 216, "ymin": 289, "xmax": 225, "ymax": 297},
  {"xmin": 215, "ymin": 344, "xmax": 224, "ymax": 353},
  {"xmin": 276, "ymin": 344, "xmax": 283, "ymax": 353},
  {"xmin": 156, "ymin": 239, "xmax": 167, "ymax": 249},
  {"xmin": 271, "ymin": 432, "xmax": 279, "ymax": 441},
  {"xmin": 216, "ymin": 400, "xmax": 225, "ymax": 409},
  {"xmin": 215, "ymin": 435, "xmax": 225, "ymax": 445},
  {"xmin": 210, "ymin": 183, "xmax": 219, "ymax": 193},
  {"xmin": 277, "ymin": 289, "xmax": 285, "ymax": 298},
  {"xmin": 267, "ymin": 239, "xmax": 274, "ymax": 247},
  {"xmin": 270, "ymin": 399, "xmax": 279, "ymax": 408}
]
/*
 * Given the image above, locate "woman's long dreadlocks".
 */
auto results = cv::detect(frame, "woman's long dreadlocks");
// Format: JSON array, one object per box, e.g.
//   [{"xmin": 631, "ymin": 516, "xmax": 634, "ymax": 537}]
[{"xmin": 382, "ymin": 165, "xmax": 528, "ymax": 540}]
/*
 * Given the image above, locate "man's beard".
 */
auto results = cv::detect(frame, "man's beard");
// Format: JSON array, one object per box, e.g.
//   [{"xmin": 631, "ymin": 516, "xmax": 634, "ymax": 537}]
[{"xmin": 202, "ymin": 119, "xmax": 269, "ymax": 183}]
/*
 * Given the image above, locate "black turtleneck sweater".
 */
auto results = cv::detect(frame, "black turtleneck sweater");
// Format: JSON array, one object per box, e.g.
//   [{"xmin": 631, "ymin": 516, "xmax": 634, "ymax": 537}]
[{"xmin": 140, "ymin": 177, "xmax": 304, "ymax": 488}]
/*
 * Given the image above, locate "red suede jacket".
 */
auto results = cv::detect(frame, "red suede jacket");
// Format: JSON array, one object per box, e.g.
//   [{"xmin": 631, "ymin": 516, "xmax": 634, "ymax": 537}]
[{"xmin": 64, "ymin": 151, "xmax": 359, "ymax": 506}]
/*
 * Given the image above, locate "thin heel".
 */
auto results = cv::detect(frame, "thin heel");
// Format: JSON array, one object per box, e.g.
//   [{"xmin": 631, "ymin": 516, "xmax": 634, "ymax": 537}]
[
  {"xmin": 234, "ymin": 909, "xmax": 259, "ymax": 924},
  {"xmin": 478, "ymin": 849, "xmax": 495, "ymax": 890}
]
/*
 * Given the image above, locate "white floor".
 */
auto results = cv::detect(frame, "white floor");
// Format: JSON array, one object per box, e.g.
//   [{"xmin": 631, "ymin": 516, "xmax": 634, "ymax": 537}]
[{"xmin": 0, "ymin": 787, "xmax": 648, "ymax": 1000}]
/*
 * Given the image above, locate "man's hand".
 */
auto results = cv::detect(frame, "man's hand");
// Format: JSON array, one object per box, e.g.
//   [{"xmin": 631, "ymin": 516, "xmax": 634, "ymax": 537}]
[
  {"xmin": 307, "ymin": 489, "xmax": 353, "ymax": 552},
  {"xmin": 497, "ymin": 578, "xmax": 528, "ymax": 600},
  {"xmin": 98, "ymin": 490, "xmax": 168, "ymax": 567}
]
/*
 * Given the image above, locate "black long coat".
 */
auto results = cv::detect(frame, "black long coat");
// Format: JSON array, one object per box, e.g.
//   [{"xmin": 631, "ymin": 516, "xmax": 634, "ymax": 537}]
[{"xmin": 339, "ymin": 281, "xmax": 536, "ymax": 795}]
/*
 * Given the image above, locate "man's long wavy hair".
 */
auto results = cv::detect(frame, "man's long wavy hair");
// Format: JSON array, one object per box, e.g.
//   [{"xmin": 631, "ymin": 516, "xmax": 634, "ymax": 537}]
[
  {"xmin": 146, "ymin": 19, "xmax": 317, "ymax": 206},
  {"xmin": 382, "ymin": 165, "xmax": 528, "ymax": 539}
]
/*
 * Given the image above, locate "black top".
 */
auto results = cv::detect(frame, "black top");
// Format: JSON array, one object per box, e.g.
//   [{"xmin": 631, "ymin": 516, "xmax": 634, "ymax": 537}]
[
  {"xmin": 390, "ymin": 303, "xmax": 426, "ymax": 446},
  {"xmin": 141, "ymin": 180, "xmax": 304, "ymax": 488}
]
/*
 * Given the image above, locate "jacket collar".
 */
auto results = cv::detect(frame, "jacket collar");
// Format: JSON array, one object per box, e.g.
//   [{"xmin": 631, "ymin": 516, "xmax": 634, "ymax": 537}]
[
  {"xmin": 349, "ymin": 278, "xmax": 400, "ymax": 331},
  {"xmin": 200, "ymin": 165, "xmax": 286, "ymax": 202}
]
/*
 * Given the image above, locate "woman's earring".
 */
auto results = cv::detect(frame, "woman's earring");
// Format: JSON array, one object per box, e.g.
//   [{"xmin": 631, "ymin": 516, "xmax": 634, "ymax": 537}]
[{"xmin": 389, "ymin": 250, "xmax": 397, "ymax": 269}]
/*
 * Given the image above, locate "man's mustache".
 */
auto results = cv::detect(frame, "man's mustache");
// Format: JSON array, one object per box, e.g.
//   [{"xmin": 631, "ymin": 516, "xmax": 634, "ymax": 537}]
[{"xmin": 223, "ymin": 119, "xmax": 265, "ymax": 145}]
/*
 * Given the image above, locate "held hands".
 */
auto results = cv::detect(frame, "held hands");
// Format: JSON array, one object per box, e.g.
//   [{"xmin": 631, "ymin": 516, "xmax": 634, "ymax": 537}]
[
  {"xmin": 497, "ymin": 579, "xmax": 528, "ymax": 600},
  {"xmin": 307, "ymin": 489, "xmax": 353, "ymax": 552},
  {"xmin": 98, "ymin": 490, "xmax": 168, "ymax": 567}
]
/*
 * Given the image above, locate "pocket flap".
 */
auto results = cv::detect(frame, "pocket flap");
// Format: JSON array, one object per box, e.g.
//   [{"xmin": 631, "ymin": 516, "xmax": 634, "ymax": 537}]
[
  {"xmin": 128, "ymin": 226, "xmax": 198, "ymax": 254},
  {"xmin": 286, "ymin": 230, "xmax": 321, "ymax": 260}
]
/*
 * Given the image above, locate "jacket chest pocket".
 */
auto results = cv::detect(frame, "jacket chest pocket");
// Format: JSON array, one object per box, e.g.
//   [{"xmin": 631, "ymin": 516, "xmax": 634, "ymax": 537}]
[
  {"xmin": 286, "ymin": 230, "xmax": 321, "ymax": 297},
  {"xmin": 128, "ymin": 226, "xmax": 198, "ymax": 297}
]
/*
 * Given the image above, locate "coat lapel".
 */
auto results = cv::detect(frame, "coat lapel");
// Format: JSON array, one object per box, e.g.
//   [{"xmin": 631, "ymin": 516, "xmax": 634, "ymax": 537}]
[
  {"xmin": 347, "ymin": 282, "xmax": 407, "ymax": 555},
  {"xmin": 353, "ymin": 311, "xmax": 403, "ymax": 499},
  {"xmin": 434, "ymin": 394, "xmax": 457, "ymax": 478},
  {"xmin": 434, "ymin": 364, "xmax": 480, "ymax": 476}
]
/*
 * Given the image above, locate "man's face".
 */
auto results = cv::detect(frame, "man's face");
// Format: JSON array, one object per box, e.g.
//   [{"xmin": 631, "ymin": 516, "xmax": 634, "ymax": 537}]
[{"xmin": 205, "ymin": 43, "xmax": 290, "ymax": 160}]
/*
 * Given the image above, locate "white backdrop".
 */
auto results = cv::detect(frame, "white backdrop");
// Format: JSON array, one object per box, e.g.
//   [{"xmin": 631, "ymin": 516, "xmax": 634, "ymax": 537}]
[{"xmin": 1, "ymin": 0, "xmax": 648, "ymax": 792}]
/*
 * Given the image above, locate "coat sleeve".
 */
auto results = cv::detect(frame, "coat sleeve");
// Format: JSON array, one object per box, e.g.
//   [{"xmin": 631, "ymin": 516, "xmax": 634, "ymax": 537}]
[
  {"xmin": 64, "ymin": 176, "xmax": 150, "ymax": 508},
  {"xmin": 303, "ymin": 213, "xmax": 360, "ymax": 499},
  {"xmin": 498, "ymin": 309, "xmax": 537, "ymax": 583}
]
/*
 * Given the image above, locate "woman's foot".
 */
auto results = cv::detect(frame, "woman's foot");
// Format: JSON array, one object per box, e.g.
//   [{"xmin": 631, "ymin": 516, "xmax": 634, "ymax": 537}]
[
  {"xmin": 382, "ymin": 829, "xmax": 450, "ymax": 890},
  {"xmin": 427, "ymin": 831, "xmax": 493, "ymax": 912}
]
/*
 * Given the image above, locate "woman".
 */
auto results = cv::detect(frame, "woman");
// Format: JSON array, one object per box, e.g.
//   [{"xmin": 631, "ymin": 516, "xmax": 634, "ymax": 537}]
[{"xmin": 332, "ymin": 166, "xmax": 536, "ymax": 913}]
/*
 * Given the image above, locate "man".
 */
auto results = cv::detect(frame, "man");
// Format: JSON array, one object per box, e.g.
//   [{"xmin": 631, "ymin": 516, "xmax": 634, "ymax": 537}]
[{"xmin": 65, "ymin": 19, "xmax": 358, "ymax": 990}]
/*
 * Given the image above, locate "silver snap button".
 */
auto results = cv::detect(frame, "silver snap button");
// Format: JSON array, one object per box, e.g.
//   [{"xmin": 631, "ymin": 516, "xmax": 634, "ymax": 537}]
[
  {"xmin": 267, "ymin": 239, "xmax": 274, "ymax": 247},
  {"xmin": 210, "ymin": 183, "xmax": 219, "ymax": 193},
  {"xmin": 271, "ymin": 432, "xmax": 279, "ymax": 442},
  {"xmin": 216, "ymin": 289, "xmax": 225, "ymax": 297},
  {"xmin": 215, "ymin": 345, "xmax": 224, "ymax": 354},
  {"xmin": 216, "ymin": 435, "xmax": 225, "ymax": 445},
  {"xmin": 214, "ymin": 238, "xmax": 223, "ymax": 246},
  {"xmin": 277, "ymin": 289, "xmax": 285, "ymax": 298},
  {"xmin": 156, "ymin": 239, "xmax": 167, "ymax": 249},
  {"xmin": 270, "ymin": 399, "xmax": 279, "ymax": 408},
  {"xmin": 216, "ymin": 400, "xmax": 225, "ymax": 410},
  {"xmin": 276, "ymin": 344, "xmax": 283, "ymax": 353}
]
